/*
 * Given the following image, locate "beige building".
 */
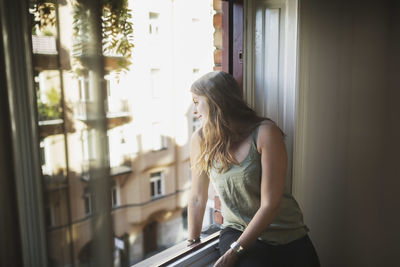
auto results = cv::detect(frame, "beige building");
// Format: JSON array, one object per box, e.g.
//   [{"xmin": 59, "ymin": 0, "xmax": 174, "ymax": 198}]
[{"xmin": 33, "ymin": 0, "xmax": 214, "ymax": 265}]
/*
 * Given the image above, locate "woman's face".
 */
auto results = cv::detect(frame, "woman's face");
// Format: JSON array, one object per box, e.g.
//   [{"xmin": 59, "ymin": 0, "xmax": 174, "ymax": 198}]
[{"xmin": 192, "ymin": 93, "xmax": 209, "ymax": 125}]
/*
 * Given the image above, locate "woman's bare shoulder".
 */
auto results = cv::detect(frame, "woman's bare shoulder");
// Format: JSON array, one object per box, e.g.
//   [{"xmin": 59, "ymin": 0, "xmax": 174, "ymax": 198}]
[
  {"xmin": 257, "ymin": 120, "xmax": 284, "ymax": 150},
  {"xmin": 257, "ymin": 119, "xmax": 280, "ymax": 134}
]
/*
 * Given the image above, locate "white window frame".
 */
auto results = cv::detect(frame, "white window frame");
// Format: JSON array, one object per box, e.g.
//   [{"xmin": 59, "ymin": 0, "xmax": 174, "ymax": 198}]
[
  {"xmin": 108, "ymin": 130, "xmax": 123, "ymax": 169},
  {"xmin": 82, "ymin": 129, "xmax": 97, "ymax": 162},
  {"xmin": 81, "ymin": 128, "xmax": 97, "ymax": 180},
  {"xmin": 78, "ymin": 75, "xmax": 91, "ymax": 102},
  {"xmin": 244, "ymin": 0, "xmax": 299, "ymax": 191},
  {"xmin": 111, "ymin": 185, "xmax": 120, "ymax": 207},
  {"xmin": 40, "ymin": 138, "xmax": 52, "ymax": 176},
  {"xmin": 149, "ymin": 12, "xmax": 160, "ymax": 37},
  {"xmin": 150, "ymin": 171, "xmax": 165, "ymax": 199}
]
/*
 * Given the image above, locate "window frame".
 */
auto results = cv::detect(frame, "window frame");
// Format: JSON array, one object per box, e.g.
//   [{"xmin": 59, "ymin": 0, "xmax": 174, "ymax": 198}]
[
  {"xmin": 83, "ymin": 187, "xmax": 93, "ymax": 216},
  {"xmin": 243, "ymin": 0, "xmax": 299, "ymax": 192},
  {"xmin": 111, "ymin": 185, "xmax": 120, "ymax": 207},
  {"xmin": 148, "ymin": 12, "xmax": 160, "ymax": 37},
  {"xmin": 150, "ymin": 171, "xmax": 165, "ymax": 200},
  {"xmin": 1, "ymin": 0, "xmax": 48, "ymax": 265},
  {"xmin": 78, "ymin": 75, "xmax": 92, "ymax": 102},
  {"xmin": 132, "ymin": 231, "xmax": 221, "ymax": 267}
]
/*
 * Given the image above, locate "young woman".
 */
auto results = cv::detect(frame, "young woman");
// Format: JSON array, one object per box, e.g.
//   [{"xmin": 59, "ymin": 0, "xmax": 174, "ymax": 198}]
[{"xmin": 187, "ymin": 71, "xmax": 320, "ymax": 267}]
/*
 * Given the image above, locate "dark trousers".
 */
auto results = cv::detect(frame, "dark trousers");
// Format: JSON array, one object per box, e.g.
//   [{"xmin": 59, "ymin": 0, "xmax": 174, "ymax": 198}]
[{"xmin": 219, "ymin": 227, "xmax": 320, "ymax": 267}]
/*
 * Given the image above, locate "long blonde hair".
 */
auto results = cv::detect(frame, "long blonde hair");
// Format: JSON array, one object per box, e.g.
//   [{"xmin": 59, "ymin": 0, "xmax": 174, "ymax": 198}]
[{"xmin": 191, "ymin": 71, "xmax": 268, "ymax": 174}]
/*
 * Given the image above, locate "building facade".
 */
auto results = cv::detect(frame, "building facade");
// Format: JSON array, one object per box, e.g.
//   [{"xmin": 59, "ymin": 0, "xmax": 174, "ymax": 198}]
[{"xmin": 33, "ymin": 0, "xmax": 215, "ymax": 265}]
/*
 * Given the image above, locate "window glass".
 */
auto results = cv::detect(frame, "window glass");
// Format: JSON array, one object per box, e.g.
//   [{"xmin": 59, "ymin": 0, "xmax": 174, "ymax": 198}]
[
  {"xmin": 150, "ymin": 171, "xmax": 165, "ymax": 199},
  {"xmin": 30, "ymin": 0, "xmax": 215, "ymax": 265},
  {"xmin": 84, "ymin": 187, "xmax": 92, "ymax": 215}
]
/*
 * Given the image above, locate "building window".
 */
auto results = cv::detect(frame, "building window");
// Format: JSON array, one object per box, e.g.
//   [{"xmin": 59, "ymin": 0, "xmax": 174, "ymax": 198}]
[
  {"xmin": 149, "ymin": 12, "xmax": 160, "ymax": 36},
  {"xmin": 83, "ymin": 187, "xmax": 92, "ymax": 215},
  {"xmin": 40, "ymin": 141, "xmax": 46, "ymax": 166},
  {"xmin": 111, "ymin": 186, "xmax": 119, "ymax": 207},
  {"xmin": 82, "ymin": 129, "xmax": 96, "ymax": 161},
  {"xmin": 150, "ymin": 171, "xmax": 165, "ymax": 199},
  {"xmin": 40, "ymin": 139, "xmax": 47, "ymax": 171},
  {"xmin": 81, "ymin": 129, "xmax": 96, "ymax": 180},
  {"xmin": 77, "ymin": 74, "xmax": 92, "ymax": 119},
  {"xmin": 40, "ymin": 138, "xmax": 52, "ymax": 175},
  {"xmin": 105, "ymin": 76, "xmax": 111, "ymax": 98},
  {"xmin": 78, "ymin": 75, "xmax": 91, "ymax": 102}
]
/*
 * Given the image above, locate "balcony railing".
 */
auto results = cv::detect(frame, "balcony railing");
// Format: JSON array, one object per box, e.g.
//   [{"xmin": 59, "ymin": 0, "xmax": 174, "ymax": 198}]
[
  {"xmin": 71, "ymin": 39, "xmax": 129, "ymax": 71},
  {"xmin": 31, "ymin": 35, "xmax": 58, "ymax": 55},
  {"xmin": 106, "ymin": 98, "xmax": 129, "ymax": 116},
  {"xmin": 76, "ymin": 100, "xmax": 130, "ymax": 120},
  {"xmin": 75, "ymin": 101, "xmax": 99, "ymax": 121},
  {"xmin": 76, "ymin": 100, "xmax": 131, "ymax": 128},
  {"xmin": 81, "ymin": 156, "xmax": 132, "ymax": 180},
  {"xmin": 38, "ymin": 118, "xmax": 64, "ymax": 137},
  {"xmin": 72, "ymin": 38, "xmax": 122, "ymax": 58}
]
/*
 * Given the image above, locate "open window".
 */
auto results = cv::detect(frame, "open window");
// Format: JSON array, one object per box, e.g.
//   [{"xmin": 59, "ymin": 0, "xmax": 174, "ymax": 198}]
[{"xmin": 0, "ymin": 0, "xmax": 297, "ymax": 265}]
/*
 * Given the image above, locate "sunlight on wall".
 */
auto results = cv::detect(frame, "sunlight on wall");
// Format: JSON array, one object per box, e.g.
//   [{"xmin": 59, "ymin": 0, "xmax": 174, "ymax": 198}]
[{"xmin": 117, "ymin": 0, "xmax": 214, "ymax": 150}]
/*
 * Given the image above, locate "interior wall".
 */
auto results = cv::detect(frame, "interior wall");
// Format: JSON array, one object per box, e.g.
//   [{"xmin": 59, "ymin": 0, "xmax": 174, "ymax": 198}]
[{"xmin": 293, "ymin": 0, "xmax": 400, "ymax": 266}]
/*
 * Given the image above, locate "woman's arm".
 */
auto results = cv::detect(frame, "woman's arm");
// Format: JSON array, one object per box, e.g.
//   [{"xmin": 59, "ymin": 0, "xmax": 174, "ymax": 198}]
[
  {"xmin": 214, "ymin": 122, "xmax": 287, "ymax": 266},
  {"xmin": 187, "ymin": 129, "xmax": 210, "ymax": 243},
  {"xmin": 235, "ymin": 122, "xmax": 287, "ymax": 248}
]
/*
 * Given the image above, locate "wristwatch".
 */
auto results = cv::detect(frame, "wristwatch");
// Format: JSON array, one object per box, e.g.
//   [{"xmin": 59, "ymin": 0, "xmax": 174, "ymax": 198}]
[{"xmin": 230, "ymin": 241, "xmax": 244, "ymax": 255}]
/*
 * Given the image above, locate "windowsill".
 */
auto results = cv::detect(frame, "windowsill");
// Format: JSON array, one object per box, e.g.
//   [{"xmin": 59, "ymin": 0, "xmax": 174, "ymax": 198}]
[{"xmin": 132, "ymin": 230, "xmax": 220, "ymax": 267}]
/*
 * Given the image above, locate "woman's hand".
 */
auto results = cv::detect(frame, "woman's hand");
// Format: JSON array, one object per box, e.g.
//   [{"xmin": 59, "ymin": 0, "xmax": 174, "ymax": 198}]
[{"xmin": 213, "ymin": 249, "xmax": 238, "ymax": 267}]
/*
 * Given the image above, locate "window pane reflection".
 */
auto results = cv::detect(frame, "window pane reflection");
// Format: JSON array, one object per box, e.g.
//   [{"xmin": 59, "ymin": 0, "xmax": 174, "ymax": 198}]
[{"xmin": 30, "ymin": 0, "xmax": 215, "ymax": 266}]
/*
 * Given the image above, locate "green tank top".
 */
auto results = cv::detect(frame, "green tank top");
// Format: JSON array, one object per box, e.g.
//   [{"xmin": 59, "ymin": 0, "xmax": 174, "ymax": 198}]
[{"xmin": 209, "ymin": 124, "xmax": 309, "ymax": 245}]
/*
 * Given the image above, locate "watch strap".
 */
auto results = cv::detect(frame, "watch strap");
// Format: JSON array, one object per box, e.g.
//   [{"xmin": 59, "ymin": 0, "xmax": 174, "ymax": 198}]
[{"xmin": 230, "ymin": 241, "xmax": 244, "ymax": 255}]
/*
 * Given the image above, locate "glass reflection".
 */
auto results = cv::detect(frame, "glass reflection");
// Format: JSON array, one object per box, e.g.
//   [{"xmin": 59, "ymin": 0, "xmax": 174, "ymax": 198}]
[{"xmin": 30, "ymin": 0, "xmax": 214, "ymax": 266}]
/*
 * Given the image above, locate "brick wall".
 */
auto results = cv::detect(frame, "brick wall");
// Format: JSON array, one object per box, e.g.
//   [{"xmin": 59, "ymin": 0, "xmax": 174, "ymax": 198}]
[{"xmin": 213, "ymin": 0, "xmax": 223, "ymax": 72}]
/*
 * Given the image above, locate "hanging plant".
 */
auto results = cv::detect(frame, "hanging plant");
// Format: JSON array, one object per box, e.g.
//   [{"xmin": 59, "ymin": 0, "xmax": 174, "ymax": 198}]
[
  {"xmin": 29, "ymin": 0, "xmax": 56, "ymax": 35},
  {"xmin": 102, "ymin": 0, "xmax": 134, "ymax": 58},
  {"xmin": 29, "ymin": 0, "xmax": 134, "ymax": 74},
  {"xmin": 72, "ymin": 0, "xmax": 134, "ymax": 74}
]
